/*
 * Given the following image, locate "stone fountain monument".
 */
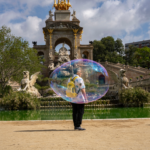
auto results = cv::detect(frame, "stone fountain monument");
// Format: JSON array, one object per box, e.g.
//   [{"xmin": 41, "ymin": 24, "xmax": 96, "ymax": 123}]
[{"xmin": 33, "ymin": 0, "xmax": 93, "ymax": 78}]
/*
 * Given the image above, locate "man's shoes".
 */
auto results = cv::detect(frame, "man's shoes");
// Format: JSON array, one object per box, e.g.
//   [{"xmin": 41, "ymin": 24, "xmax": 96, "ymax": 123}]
[{"xmin": 74, "ymin": 127, "xmax": 86, "ymax": 130}]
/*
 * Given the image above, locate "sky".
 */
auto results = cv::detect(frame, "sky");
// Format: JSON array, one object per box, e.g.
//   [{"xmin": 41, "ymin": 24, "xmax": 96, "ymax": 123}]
[{"xmin": 0, "ymin": 0, "xmax": 150, "ymax": 50}]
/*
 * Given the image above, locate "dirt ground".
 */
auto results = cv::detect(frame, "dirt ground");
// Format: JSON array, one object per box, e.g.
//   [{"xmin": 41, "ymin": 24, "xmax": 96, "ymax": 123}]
[{"xmin": 0, "ymin": 119, "xmax": 150, "ymax": 150}]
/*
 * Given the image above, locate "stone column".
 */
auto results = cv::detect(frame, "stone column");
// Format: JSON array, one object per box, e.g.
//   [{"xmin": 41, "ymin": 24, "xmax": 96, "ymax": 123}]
[
  {"xmin": 48, "ymin": 29, "xmax": 54, "ymax": 51},
  {"xmin": 48, "ymin": 29, "xmax": 54, "ymax": 73},
  {"xmin": 72, "ymin": 29, "xmax": 78, "ymax": 59}
]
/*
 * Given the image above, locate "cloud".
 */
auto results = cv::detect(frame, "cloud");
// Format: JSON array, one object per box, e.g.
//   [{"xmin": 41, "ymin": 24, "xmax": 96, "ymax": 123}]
[
  {"xmin": 148, "ymin": 24, "xmax": 150, "ymax": 38},
  {"xmin": 7, "ymin": 16, "xmax": 45, "ymax": 45},
  {"xmin": 122, "ymin": 34, "xmax": 143, "ymax": 44},
  {"xmin": 0, "ymin": 11, "xmax": 24, "ymax": 26},
  {"xmin": 1, "ymin": 0, "xmax": 150, "ymax": 47},
  {"xmin": 83, "ymin": 8, "xmax": 100, "ymax": 19},
  {"xmin": 0, "ymin": 0, "xmax": 53, "ymax": 8},
  {"xmin": 70, "ymin": 0, "xmax": 150, "ymax": 44},
  {"xmin": 0, "ymin": 0, "xmax": 53, "ymax": 14}
]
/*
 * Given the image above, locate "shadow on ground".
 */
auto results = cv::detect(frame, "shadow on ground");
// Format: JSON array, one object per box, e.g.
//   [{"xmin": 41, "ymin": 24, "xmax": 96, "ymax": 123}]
[{"xmin": 15, "ymin": 129, "xmax": 74, "ymax": 132}]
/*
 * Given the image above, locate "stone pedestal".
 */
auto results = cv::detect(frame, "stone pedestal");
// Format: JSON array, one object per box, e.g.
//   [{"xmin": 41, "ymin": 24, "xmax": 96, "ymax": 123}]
[{"xmin": 55, "ymin": 10, "xmax": 71, "ymax": 21}]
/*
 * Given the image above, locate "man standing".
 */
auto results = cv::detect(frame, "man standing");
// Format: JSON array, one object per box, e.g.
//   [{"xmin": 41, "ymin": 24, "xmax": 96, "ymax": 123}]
[{"xmin": 68, "ymin": 68, "xmax": 88, "ymax": 130}]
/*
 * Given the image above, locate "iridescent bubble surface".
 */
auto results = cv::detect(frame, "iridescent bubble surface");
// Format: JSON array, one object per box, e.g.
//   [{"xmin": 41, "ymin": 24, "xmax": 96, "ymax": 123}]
[{"xmin": 50, "ymin": 59, "xmax": 109, "ymax": 104}]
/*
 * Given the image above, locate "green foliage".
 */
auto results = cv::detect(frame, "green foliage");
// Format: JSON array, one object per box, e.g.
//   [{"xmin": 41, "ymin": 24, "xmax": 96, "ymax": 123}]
[
  {"xmin": 0, "ymin": 91, "xmax": 40, "ymax": 110},
  {"xmin": 0, "ymin": 26, "xmax": 43, "ymax": 96},
  {"xmin": 93, "ymin": 36, "xmax": 125, "ymax": 63},
  {"xmin": 0, "ymin": 85, "xmax": 12, "ymax": 97},
  {"xmin": 40, "ymin": 99, "xmax": 110, "ymax": 107},
  {"xmin": 119, "ymin": 88, "xmax": 150, "ymax": 106},
  {"xmin": 134, "ymin": 47, "xmax": 150, "ymax": 68},
  {"xmin": 93, "ymin": 40, "xmax": 106, "ymax": 62},
  {"xmin": 115, "ymin": 38, "xmax": 124, "ymax": 54},
  {"xmin": 34, "ymin": 75, "xmax": 50, "ymax": 96},
  {"xmin": 42, "ymin": 90, "xmax": 56, "ymax": 97},
  {"xmin": 101, "ymin": 36, "xmax": 115, "ymax": 52},
  {"xmin": 40, "ymin": 97, "xmax": 64, "ymax": 101},
  {"xmin": 125, "ymin": 45, "xmax": 138, "ymax": 66},
  {"xmin": 125, "ymin": 46, "xmax": 150, "ymax": 68},
  {"xmin": 46, "ymin": 90, "xmax": 55, "ymax": 96},
  {"xmin": 85, "ymin": 83, "xmax": 97, "ymax": 88}
]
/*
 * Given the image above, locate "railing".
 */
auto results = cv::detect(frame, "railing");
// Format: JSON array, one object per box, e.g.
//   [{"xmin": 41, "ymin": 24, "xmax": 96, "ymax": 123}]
[{"xmin": 100, "ymin": 61, "xmax": 150, "ymax": 74}]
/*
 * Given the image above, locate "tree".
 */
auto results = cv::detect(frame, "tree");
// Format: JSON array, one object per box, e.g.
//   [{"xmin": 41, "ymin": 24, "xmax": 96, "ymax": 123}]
[
  {"xmin": 115, "ymin": 38, "xmax": 124, "ymax": 54},
  {"xmin": 125, "ymin": 45, "xmax": 138, "ymax": 66},
  {"xmin": 93, "ymin": 37, "xmax": 125, "ymax": 64},
  {"xmin": 0, "ymin": 26, "xmax": 43, "ymax": 96},
  {"xmin": 134, "ymin": 47, "xmax": 150, "ymax": 68},
  {"xmin": 101, "ymin": 36, "xmax": 115, "ymax": 53},
  {"xmin": 93, "ymin": 40, "xmax": 106, "ymax": 62},
  {"xmin": 105, "ymin": 51, "xmax": 125, "ymax": 64}
]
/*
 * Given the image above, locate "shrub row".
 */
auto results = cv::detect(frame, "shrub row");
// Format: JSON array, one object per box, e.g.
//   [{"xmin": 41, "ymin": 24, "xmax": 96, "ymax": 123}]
[
  {"xmin": 40, "ymin": 100, "xmax": 112, "ymax": 106},
  {"xmin": 1, "ymin": 87, "xmax": 149, "ymax": 110},
  {"xmin": 0, "ymin": 92, "xmax": 40, "ymax": 110},
  {"xmin": 40, "ymin": 97, "xmax": 114, "ymax": 102},
  {"xmin": 40, "ymin": 97, "xmax": 64, "ymax": 101},
  {"xmin": 119, "ymin": 87, "xmax": 150, "ymax": 106}
]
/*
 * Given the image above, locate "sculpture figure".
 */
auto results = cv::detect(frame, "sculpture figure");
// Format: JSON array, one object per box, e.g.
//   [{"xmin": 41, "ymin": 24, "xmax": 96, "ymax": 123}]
[
  {"xmin": 49, "ymin": 52, "xmax": 53, "ymax": 60},
  {"xmin": 65, "ymin": 50, "xmax": 69, "ymax": 55},
  {"xmin": 18, "ymin": 71, "xmax": 41, "ymax": 97},
  {"xmin": 49, "ymin": 10, "xmax": 54, "ymax": 20},
  {"xmin": 74, "ymin": 52, "xmax": 78, "ymax": 59},
  {"xmin": 56, "ymin": 42, "xmax": 70, "ymax": 66},
  {"xmin": 71, "ymin": 10, "xmax": 77, "ymax": 19},
  {"xmin": 49, "ymin": 42, "xmax": 70, "ymax": 72},
  {"xmin": 48, "ymin": 63, "xmax": 55, "ymax": 70},
  {"xmin": 52, "ymin": 0, "xmax": 72, "ymax": 10},
  {"xmin": 119, "ymin": 69, "xmax": 132, "ymax": 89}
]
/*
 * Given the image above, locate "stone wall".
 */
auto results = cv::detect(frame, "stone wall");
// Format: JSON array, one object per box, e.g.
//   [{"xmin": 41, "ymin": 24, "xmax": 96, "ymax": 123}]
[{"xmin": 101, "ymin": 61, "xmax": 150, "ymax": 82}]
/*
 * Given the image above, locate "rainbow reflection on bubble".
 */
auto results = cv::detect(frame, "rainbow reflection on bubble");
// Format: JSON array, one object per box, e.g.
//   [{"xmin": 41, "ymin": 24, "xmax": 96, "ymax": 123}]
[{"xmin": 50, "ymin": 59, "xmax": 109, "ymax": 104}]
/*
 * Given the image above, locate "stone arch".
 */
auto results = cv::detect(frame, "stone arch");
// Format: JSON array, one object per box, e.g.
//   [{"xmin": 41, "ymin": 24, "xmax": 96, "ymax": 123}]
[
  {"xmin": 54, "ymin": 37, "xmax": 72, "ymax": 49},
  {"xmin": 54, "ymin": 37, "xmax": 73, "ymax": 59},
  {"xmin": 82, "ymin": 51, "xmax": 89, "ymax": 59},
  {"xmin": 99, "ymin": 74, "xmax": 105, "ymax": 84}
]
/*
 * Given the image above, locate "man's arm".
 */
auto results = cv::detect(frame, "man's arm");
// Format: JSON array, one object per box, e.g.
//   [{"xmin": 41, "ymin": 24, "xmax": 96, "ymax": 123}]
[{"xmin": 81, "ymin": 88, "xmax": 88, "ymax": 103}]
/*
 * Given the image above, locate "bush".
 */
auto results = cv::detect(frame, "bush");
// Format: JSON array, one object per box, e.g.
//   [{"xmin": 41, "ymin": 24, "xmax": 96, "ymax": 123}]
[
  {"xmin": 0, "ymin": 85, "xmax": 13, "ymax": 97},
  {"xmin": 0, "ymin": 91, "xmax": 40, "ymax": 110},
  {"xmin": 119, "ymin": 87, "xmax": 150, "ymax": 106},
  {"xmin": 43, "ymin": 90, "xmax": 55, "ymax": 97},
  {"xmin": 40, "ymin": 97, "xmax": 64, "ymax": 102}
]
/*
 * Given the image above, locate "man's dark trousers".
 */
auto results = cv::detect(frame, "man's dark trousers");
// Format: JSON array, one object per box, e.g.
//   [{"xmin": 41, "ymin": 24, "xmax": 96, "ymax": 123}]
[{"xmin": 72, "ymin": 103, "xmax": 84, "ymax": 128}]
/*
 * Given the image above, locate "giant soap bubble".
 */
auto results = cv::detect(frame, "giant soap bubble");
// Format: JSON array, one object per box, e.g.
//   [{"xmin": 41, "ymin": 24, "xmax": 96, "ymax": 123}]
[{"xmin": 50, "ymin": 59, "xmax": 109, "ymax": 104}]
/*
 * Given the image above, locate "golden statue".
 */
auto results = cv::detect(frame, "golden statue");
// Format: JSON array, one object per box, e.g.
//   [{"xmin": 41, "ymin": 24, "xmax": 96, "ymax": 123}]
[{"xmin": 53, "ymin": 0, "xmax": 72, "ymax": 10}]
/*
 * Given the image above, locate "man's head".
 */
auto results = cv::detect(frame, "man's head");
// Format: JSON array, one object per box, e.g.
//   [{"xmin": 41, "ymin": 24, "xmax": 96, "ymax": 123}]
[{"xmin": 74, "ymin": 68, "xmax": 82, "ymax": 77}]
